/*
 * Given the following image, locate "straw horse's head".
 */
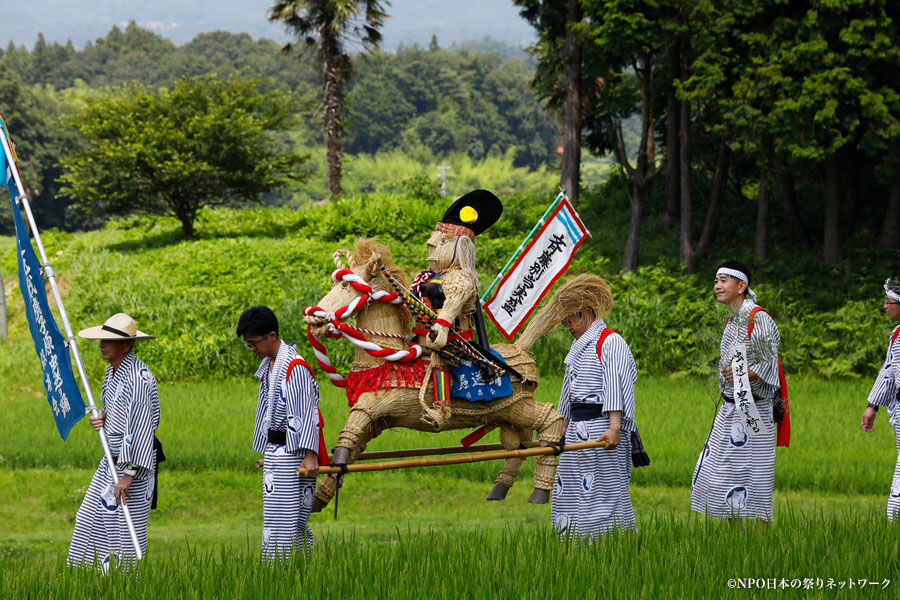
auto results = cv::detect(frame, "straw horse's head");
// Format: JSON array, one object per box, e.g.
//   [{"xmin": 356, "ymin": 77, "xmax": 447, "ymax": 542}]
[{"xmin": 304, "ymin": 238, "xmax": 412, "ymax": 338}]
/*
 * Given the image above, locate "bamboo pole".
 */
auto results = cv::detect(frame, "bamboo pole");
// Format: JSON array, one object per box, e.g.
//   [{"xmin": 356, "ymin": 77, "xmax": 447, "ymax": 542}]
[
  {"xmin": 297, "ymin": 441, "xmax": 605, "ymax": 476},
  {"xmin": 0, "ymin": 120, "xmax": 143, "ymax": 559},
  {"xmin": 256, "ymin": 440, "xmax": 544, "ymax": 468}
]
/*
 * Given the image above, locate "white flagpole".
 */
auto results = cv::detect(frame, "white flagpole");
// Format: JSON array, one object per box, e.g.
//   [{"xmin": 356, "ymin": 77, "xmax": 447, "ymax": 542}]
[{"xmin": 0, "ymin": 129, "xmax": 143, "ymax": 560}]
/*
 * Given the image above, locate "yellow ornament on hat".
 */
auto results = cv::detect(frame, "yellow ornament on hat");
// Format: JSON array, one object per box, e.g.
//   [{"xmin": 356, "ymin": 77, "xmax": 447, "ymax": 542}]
[{"xmin": 460, "ymin": 206, "xmax": 478, "ymax": 224}]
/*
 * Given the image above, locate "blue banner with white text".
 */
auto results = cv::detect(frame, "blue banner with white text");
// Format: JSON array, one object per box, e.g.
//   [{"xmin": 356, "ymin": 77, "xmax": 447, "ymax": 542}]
[{"xmin": 2, "ymin": 127, "xmax": 86, "ymax": 439}]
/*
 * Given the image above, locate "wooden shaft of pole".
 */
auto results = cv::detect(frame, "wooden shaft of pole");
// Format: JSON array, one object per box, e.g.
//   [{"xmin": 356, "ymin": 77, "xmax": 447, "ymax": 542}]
[
  {"xmin": 297, "ymin": 441, "xmax": 605, "ymax": 476},
  {"xmin": 255, "ymin": 441, "xmax": 544, "ymax": 468},
  {"xmin": 359, "ymin": 440, "xmax": 542, "ymax": 460}
]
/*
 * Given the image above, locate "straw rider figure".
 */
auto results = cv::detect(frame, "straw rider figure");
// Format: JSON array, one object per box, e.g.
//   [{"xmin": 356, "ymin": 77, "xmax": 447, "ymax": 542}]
[{"xmin": 411, "ymin": 189, "xmax": 502, "ymax": 428}]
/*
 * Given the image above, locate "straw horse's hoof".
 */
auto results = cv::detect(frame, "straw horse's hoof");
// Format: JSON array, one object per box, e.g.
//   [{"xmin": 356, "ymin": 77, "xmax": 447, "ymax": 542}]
[
  {"xmin": 310, "ymin": 496, "xmax": 328, "ymax": 513},
  {"xmin": 528, "ymin": 488, "xmax": 550, "ymax": 504},
  {"xmin": 331, "ymin": 446, "xmax": 351, "ymax": 466},
  {"xmin": 486, "ymin": 483, "xmax": 510, "ymax": 501}
]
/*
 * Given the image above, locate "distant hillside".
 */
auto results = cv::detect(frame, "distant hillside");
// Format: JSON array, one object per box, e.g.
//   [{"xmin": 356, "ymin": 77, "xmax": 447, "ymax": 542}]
[{"xmin": 3, "ymin": 0, "xmax": 535, "ymax": 50}]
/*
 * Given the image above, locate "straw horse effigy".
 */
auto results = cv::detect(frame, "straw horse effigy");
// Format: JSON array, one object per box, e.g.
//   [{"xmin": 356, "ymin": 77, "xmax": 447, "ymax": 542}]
[{"xmin": 304, "ymin": 239, "xmax": 566, "ymax": 510}]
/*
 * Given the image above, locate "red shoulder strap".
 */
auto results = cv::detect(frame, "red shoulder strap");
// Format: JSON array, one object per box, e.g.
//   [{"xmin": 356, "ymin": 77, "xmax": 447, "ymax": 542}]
[
  {"xmin": 747, "ymin": 307, "xmax": 791, "ymax": 447},
  {"xmin": 286, "ymin": 358, "xmax": 314, "ymax": 381},
  {"xmin": 596, "ymin": 328, "xmax": 615, "ymax": 361},
  {"xmin": 285, "ymin": 358, "xmax": 329, "ymax": 464},
  {"xmin": 892, "ymin": 325, "xmax": 900, "ymax": 346},
  {"xmin": 747, "ymin": 306, "xmax": 768, "ymax": 338}
]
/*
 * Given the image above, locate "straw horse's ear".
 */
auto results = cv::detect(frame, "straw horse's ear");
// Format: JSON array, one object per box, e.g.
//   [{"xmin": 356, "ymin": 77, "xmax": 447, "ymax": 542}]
[
  {"xmin": 332, "ymin": 249, "xmax": 351, "ymax": 269},
  {"xmin": 365, "ymin": 253, "xmax": 383, "ymax": 280}
]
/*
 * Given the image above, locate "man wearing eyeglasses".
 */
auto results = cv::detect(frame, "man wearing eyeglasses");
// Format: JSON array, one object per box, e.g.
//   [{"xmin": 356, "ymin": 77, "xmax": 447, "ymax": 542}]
[
  {"xmin": 237, "ymin": 305, "xmax": 322, "ymax": 558},
  {"xmin": 860, "ymin": 276, "xmax": 900, "ymax": 521}
]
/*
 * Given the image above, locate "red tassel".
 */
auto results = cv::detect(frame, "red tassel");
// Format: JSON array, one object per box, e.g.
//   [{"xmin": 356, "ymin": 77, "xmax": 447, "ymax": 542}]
[
  {"xmin": 345, "ymin": 360, "xmax": 427, "ymax": 407},
  {"xmin": 460, "ymin": 426, "xmax": 491, "ymax": 448},
  {"xmin": 317, "ymin": 408, "xmax": 329, "ymax": 464}
]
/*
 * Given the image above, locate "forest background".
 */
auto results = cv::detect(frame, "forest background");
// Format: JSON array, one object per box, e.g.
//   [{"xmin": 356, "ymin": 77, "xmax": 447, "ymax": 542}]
[
  {"xmin": 2, "ymin": 0, "xmax": 899, "ymax": 380},
  {"xmin": 2, "ymin": 2, "xmax": 900, "ymax": 597}
]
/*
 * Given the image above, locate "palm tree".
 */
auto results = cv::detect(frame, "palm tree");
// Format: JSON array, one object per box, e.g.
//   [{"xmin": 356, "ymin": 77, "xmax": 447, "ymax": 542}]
[{"xmin": 269, "ymin": 0, "xmax": 389, "ymax": 199}]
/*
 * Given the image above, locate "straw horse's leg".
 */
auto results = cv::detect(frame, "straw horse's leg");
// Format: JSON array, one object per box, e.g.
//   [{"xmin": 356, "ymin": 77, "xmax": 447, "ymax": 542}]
[
  {"xmin": 487, "ymin": 394, "xmax": 565, "ymax": 504},
  {"xmin": 312, "ymin": 412, "xmax": 394, "ymax": 511},
  {"xmin": 330, "ymin": 389, "xmax": 406, "ymax": 465},
  {"xmin": 486, "ymin": 425, "xmax": 530, "ymax": 501}
]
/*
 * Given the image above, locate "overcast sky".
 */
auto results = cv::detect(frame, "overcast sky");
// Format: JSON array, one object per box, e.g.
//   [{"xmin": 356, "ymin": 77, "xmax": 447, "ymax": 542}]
[{"xmin": 5, "ymin": 0, "xmax": 536, "ymax": 50}]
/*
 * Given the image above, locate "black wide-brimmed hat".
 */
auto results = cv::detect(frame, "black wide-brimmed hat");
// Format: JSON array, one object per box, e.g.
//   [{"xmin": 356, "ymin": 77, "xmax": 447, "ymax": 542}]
[{"xmin": 436, "ymin": 189, "xmax": 503, "ymax": 238}]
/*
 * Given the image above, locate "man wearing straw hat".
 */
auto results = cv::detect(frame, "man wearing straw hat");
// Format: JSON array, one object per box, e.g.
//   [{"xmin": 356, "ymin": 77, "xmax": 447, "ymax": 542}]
[
  {"xmin": 518, "ymin": 274, "xmax": 647, "ymax": 536},
  {"xmin": 68, "ymin": 313, "xmax": 161, "ymax": 571},
  {"xmin": 237, "ymin": 306, "xmax": 321, "ymax": 559},
  {"xmin": 859, "ymin": 274, "xmax": 900, "ymax": 520},
  {"xmin": 691, "ymin": 260, "xmax": 782, "ymax": 525}
]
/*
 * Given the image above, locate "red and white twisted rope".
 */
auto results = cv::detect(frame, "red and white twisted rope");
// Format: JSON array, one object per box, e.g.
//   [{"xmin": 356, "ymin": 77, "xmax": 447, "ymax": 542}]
[{"xmin": 304, "ymin": 267, "xmax": 423, "ymax": 387}]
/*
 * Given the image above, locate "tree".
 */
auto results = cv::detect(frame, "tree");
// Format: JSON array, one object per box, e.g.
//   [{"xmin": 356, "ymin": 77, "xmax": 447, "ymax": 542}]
[
  {"xmin": 581, "ymin": 0, "xmax": 669, "ymax": 272},
  {"xmin": 268, "ymin": 0, "xmax": 388, "ymax": 199},
  {"xmin": 59, "ymin": 74, "xmax": 307, "ymax": 238},
  {"xmin": 516, "ymin": 0, "xmax": 584, "ymax": 205}
]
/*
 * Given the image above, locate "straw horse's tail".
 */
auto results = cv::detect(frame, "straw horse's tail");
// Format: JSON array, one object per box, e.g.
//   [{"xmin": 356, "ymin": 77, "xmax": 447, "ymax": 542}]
[{"xmin": 512, "ymin": 274, "xmax": 614, "ymax": 352}]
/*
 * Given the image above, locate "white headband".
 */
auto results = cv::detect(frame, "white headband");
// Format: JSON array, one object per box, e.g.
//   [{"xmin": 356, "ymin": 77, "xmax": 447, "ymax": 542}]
[
  {"xmin": 885, "ymin": 279, "xmax": 900, "ymax": 302},
  {"xmin": 717, "ymin": 267, "xmax": 757, "ymax": 301}
]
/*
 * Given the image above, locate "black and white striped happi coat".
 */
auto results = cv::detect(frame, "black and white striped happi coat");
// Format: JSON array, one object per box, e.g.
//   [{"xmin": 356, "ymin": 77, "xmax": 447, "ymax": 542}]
[
  {"xmin": 68, "ymin": 352, "xmax": 160, "ymax": 570},
  {"xmin": 866, "ymin": 324, "xmax": 900, "ymax": 521},
  {"xmin": 253, "ymin": 342, "xmax": 321, "ymax": 559},
  {"xmin": 551, "ymin": 320, "xmax": 638, "ymax": 539},
  {"xmin": 691, "ymin": 299, "xmax": 780, "ymax": 521}
]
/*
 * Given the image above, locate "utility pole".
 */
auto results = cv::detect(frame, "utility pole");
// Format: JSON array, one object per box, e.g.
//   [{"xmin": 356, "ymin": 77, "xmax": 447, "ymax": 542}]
[{"xmin": 436, "ymin": 165, "xmax": 451, "ymax": 196}]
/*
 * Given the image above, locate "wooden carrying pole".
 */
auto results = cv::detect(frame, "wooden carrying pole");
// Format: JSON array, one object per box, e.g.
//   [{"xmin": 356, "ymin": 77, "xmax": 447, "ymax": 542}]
[
  {"xmin": 297, "ymin": 441, "xmax": 605, "ymax": 476},
  {"xmin": 255, "ymin": 440, "xmax": 544, "ymax": 468}
]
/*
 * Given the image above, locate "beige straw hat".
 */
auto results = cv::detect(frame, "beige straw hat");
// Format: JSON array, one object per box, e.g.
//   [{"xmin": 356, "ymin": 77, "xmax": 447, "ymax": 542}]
[{"xmin": 78, "ymin": 313, "xmax": 156, "ymax": 340}]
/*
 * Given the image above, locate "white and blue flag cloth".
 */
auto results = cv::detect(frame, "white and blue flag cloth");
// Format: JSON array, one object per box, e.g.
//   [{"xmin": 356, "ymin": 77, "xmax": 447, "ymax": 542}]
[
  {"xmin": 2, "ymin": 119, "xmax": 85, "ymax": 439},
  {"xmin": 484, "ymin": 197, "xmax": 588, "ymax": 340}
]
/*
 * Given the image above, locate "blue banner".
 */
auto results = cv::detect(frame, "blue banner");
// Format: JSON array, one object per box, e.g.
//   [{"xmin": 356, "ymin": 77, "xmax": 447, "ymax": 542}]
[{"xmin": 3, "ymin": 136, "xmax": 86, "ymax": 439}]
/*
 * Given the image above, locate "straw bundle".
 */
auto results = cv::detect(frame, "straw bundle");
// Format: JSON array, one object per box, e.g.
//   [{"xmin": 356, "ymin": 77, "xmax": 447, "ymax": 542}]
[{"xmin": 515, "ymin": 274, "xmax": 614, "ymax": 351}]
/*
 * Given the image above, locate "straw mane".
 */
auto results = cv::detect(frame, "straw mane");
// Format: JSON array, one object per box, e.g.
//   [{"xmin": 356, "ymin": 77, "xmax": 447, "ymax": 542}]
[
  {"xmin": 347, "ymin": 238, "xmax": 412, "ymax": 332},
  {"xmin": 515, "ymin": 274, "xmax": 614, "ymax": 351}
]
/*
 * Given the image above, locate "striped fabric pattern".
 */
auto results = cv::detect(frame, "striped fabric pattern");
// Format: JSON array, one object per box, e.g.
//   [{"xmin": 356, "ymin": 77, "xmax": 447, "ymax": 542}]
[
  {"xmin": 261, "ymin": 444, "xmax": 315, "ymax": 559},
  {"xmin": 889, "ymin": 432, "xmax": 900, "ymax": 522},
  {"xmin": 866, "ymin": 325, "xmax": 900, "ymax": 520},
  {"xmin": 68, "ymin": 352, "xmax": 160, "ymax": 568},
  {"xmin": 691, "ymin": 300, "xmax": 779, "ymax": 521},
  {"xmin": 557, "ymin": 320, "xmax": 637, "ymax": 431},
  {"xmin": 252, "ymin": 341, "xmax": 321, "ymax": 557},
  {"xmin": 552, "ymin": 321, "xmax": 638, "ymax": 538},
  {"xmin": 252, "ymin": 342, "xmax": 321, "ymax": 456}
]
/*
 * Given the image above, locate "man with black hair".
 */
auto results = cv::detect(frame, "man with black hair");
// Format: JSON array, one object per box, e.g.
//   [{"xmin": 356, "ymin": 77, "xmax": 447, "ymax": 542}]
[
  {"xmin": 691, "ymin": 261, "xmax": 783, "ymax": 524},
  {"xmin": 237, "ymin": 306, "xmax": 322, "ymax": 559},
  {"xmin": 859, "ymin": 276, "xmax": 900, "ymax": 520}
]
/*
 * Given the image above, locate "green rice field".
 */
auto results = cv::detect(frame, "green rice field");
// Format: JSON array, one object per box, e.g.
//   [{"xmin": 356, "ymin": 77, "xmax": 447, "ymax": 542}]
[{"xmin": 2, "ymin": 369, "xmax": 899, "ymax": 598}]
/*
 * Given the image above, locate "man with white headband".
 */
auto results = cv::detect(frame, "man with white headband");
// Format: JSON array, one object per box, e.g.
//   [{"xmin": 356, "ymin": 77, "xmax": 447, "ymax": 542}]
[
  {"xmin": 691, "ymin": 260, "xmax": 785, "ymax": 526},
  {"xmin": 859, "ymin": 276, "xmax": 900, "ymax": 520}
]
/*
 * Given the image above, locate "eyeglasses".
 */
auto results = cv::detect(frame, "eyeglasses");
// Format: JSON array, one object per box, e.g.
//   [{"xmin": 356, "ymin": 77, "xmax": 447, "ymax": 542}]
[
  {"xmin": 887, "ymin": 301, "xmax": 900, "ymax": 306},
  {"xmin": 243, "ymin": 334, "xmax": 270, "ymax": 350}
]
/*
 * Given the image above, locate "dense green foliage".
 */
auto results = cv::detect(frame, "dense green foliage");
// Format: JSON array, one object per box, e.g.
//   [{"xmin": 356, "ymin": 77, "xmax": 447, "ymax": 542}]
[
  {"xmin": 59, "ymin": 74, "xmax": 308, "ymax": 238},
  {"xmin": 0, "ymin": 23, "xmax": 562, "ymax": 234},
  {"xmin": 0, "ymin": 191, "xmax": 894, "ymax": 382},
  {"xmin": 343, "ymin": 44, "xmax": 559, "ymax": 168},
  {"xmin": 516, "ymin": 0, "xmax": 900, "ymax": 269}
]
